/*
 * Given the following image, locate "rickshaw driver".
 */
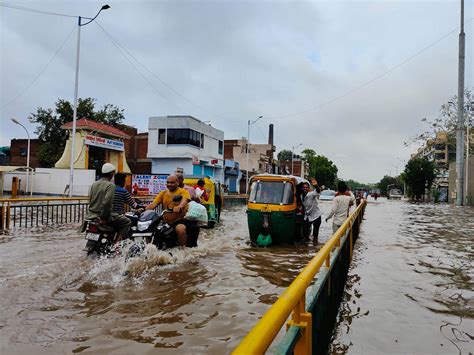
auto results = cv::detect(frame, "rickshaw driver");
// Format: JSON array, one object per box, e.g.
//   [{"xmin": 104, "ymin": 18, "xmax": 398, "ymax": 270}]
[{"xmin": 146, "ymin": 175, "xmax": 191, "ymax": 246}]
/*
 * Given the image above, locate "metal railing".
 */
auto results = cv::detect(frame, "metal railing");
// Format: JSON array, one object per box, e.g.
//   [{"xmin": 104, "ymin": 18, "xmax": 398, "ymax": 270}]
[
  {"xmin": 233, "ymin": 199, "xmax": 367, "ymax": 355},
  {"xmin": 0, "ymin": 197, "xmax": 90, "ymax": 230},
  {"xmin": 0, "ymin": 196, "xmax": 160, "ymax": 230}
]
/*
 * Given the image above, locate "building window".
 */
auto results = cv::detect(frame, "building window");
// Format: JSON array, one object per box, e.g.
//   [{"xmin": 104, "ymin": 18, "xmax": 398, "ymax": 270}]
[
  {"xmin": 218, "ymin": 140, "xmax": 223, "ymax": 154},
  {"xmin": 20, "ymin": 147, "xmax": 27, "ymax": 156},
  {"xmin": 158, "ymin": 129, "xmax": 166, "ymax": 144},
  {"xmin": 200, "ymin": 133, "xmax": 204, "ymax": 148},
  {"xmin": 167, "ymin": 128, "xmax": 201, "ymax": 147}
]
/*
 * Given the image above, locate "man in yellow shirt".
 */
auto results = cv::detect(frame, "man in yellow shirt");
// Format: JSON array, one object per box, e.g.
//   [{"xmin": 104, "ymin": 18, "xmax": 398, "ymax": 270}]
[{"xmin": 146, "ymin": 175, "xmax": 191, "ymax": 246}]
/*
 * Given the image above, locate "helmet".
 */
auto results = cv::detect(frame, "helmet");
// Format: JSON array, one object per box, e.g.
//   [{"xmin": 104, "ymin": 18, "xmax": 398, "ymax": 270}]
[{"xmin": 101, "ymin": 163, "xmax": 116, "ymax": 174}]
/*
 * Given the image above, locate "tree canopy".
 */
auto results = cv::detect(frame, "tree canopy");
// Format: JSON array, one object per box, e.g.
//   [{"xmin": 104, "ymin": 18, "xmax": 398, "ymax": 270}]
[
  {"xmin": 29, "ymin": 97, "xmax": 125, "ymax": 167},
  {"xmin": 277, "ymin": 149, "xmax": 292, "ymax": 161},
  {"xmin": 407, "ymin": 88, "xmax": 473, "ymax": 147},
  {"xmin": 301, "ymin": 148, "xmax": 338, "ymax": 188},
  {"xmin": 377, "ymin": 175, "xmax": 403, "ymax": 196},
  {"xmin": 403, "ymin": 158, "xmax": 435, "ymax": 200}
]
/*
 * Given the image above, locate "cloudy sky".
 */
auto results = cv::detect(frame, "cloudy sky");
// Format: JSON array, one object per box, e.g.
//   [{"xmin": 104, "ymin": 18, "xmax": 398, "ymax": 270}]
[{"xmin": 1, "ymin": 0, "xmax": 473, "ymax": 182}]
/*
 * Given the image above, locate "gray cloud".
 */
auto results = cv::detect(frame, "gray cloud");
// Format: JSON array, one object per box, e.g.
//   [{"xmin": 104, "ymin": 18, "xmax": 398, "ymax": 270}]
[{"xmin": 1, "ymin": 0, "xmax": 473, "ymax": 182}]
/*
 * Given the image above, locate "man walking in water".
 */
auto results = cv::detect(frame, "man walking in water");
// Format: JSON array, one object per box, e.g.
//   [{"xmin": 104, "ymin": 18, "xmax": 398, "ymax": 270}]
[
  {"xmin": 301, "ymin": 178, "xmax": 322, "ymax": 243},
  {"xmin": 325, "ymin": 181, "xmax": 355, "ymax": 233}
]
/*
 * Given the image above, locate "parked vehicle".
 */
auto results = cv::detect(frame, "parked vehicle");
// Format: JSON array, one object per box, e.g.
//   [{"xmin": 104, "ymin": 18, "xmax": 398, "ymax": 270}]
[
  {"xmin": 319, "ymin": 189, "xmax": 336, "ymax": 201},
  {"xmin": 389, "ymin": 188, "xmax": 403, "ymax": 200},
  {"xmin": 183, "ymin": 175, "xmax": 222, "ymax": 227},
  {"xmin": 247, "ymin": 174, "xmax": 310, "ymax": 246}
]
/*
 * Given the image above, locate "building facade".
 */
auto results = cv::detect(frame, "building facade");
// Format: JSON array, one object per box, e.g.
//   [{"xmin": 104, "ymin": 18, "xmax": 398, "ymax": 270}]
[
  {"xmin": 9, "ymin": 139, "xmax": 42, "ymax": 168},
  {"xmin": 410, "ymin": 131, "xmax": 455, "ymax": 192},
  {"xmin": 147, "ymin": 115, "xmax": 224, "ymax": 182},
  {"xmin": 279, "ymin": 158, "xmax": 310, "ymax": 179}
]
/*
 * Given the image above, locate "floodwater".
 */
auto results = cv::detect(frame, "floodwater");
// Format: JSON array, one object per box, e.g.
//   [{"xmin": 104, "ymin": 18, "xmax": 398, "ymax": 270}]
[
  {"xmin": 0, "ymin": 199, "xmax": 473, "ymax": 354},
  {"xmin": 331, "ymin": 199, "xmax": 474, "ymax": 355}
]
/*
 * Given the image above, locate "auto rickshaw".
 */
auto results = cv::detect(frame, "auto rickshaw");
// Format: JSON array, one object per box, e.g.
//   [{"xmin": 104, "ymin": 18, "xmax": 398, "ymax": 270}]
[
  {"xmin": 183, "ymin": 175, "xmax": 222, "ymax": 227},
  {"xmin": 247, "ymin": 174, "xmax": 310, "ymax": 246}
]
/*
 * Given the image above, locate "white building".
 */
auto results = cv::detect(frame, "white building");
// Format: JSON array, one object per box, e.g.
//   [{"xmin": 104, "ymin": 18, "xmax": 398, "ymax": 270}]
[{"xmin": 148, "ymin": 115, "xmax": 224, "ymax": 182}]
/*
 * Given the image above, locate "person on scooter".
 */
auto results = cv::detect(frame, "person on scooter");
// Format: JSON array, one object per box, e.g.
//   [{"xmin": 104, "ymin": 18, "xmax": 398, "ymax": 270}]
[
  {"xmin": 146, "ymin": 174, "xmax": 196, "ymax": 247},
  {"xmin": 85, "ymin": 163, "xmax": 131, "ymax": 243},
  {"xmin": 113, "ymin": 173, "xmax": 139, "ymax": 215}
]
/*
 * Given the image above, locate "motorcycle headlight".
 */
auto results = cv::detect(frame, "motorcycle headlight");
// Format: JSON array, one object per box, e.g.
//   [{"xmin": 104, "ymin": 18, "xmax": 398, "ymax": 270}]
[{"xmin": 137, "ymin": 220, "xmax": 152, "ymax": 231}]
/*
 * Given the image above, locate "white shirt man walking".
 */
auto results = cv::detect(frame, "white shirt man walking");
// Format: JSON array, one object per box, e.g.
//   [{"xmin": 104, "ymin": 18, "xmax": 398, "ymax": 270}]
[
  {"xmin": 301, "ymin": 178, "xmax": 322, "ymax": 242},
  {"xmin": 325, "ymin": 181, "xmax": 355, "ymax": 233}
]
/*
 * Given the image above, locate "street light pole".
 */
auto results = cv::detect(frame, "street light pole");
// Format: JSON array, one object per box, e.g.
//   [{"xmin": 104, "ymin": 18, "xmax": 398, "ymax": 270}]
[
  {"xmin": 68, "ymin": 5, "xmax": 110, "ymax": 197},
  {"xmin": 11, "ymin": 118, "xmax": 30, "ymax": 195},
  {"xmin": 246, "ymin": 115, "xmax": 262, "ymax": 194},
  {"xmin": 455, "ymin": 0, "xmax": 465, "ymax": 206}
]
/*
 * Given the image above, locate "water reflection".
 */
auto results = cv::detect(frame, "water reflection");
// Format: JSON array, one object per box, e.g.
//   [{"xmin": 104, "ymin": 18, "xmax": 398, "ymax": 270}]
[{"xmin": 331, "ymin": 200, "xmax": 474, "ymax": 354}]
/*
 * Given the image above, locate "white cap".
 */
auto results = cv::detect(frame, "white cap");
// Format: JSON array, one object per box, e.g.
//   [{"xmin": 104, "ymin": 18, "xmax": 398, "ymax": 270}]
[{"xmin": 101, "ymin": 163, "xmax": 116, "ymax": 174}]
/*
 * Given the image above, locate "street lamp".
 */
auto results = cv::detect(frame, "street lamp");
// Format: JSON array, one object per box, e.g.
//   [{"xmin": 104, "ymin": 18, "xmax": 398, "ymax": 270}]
[
  {"xmin": 246, "ymin": 115, "xmax": 263, "ymax": 194},
  {"xmin": 291, "ymin": 143, "xmax": 302, "ymax": 176},
  {"xmin": 68, "ymin": 4, "xmax": 110, "ymax": 197},
  {"xmin": 11, "ymin": 118, "xmax": 30, "ymax": 195}
]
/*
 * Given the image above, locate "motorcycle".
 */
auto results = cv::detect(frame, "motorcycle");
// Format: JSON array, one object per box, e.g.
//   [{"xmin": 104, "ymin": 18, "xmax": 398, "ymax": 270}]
[
  {"xmin": 82, "ymin": 219, "xmax": 119, "ymax": 256},
  {"xmin": 126, "ymin": 208, "xmax": 200, "ymax": 259},
  {"xmin": 82, "ymin": 203, "xmax": 145, "ymax": 257}
]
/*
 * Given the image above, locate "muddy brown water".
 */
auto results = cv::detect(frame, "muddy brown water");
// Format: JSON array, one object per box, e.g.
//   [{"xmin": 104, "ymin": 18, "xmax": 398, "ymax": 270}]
[{"xmin": 0, "ymin": 199, "xmax": 473, "ymax": 354}]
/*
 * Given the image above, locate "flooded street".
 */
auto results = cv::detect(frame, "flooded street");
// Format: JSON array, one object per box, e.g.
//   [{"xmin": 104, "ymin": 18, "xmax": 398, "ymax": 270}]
[
  {"xmin": 331, "ymin": 200, "xmax": 474, "ymax": 354},
  {"xmin": 1, "ymin": 200, "xmax": 473, "ymax": 354}
]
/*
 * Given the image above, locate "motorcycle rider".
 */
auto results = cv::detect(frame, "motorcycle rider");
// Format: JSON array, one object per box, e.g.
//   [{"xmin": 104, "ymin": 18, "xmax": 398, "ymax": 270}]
[
  {"xmin": 146, "ymin": 174, "xmax": 196, "ymax": 247},
  {"xmin": 113, "ymin": 172, "xmax": 139, "ymax": 215},
  {"xmin": 85, "ymin": 163, "xmax": 131, "ymax": 243}
]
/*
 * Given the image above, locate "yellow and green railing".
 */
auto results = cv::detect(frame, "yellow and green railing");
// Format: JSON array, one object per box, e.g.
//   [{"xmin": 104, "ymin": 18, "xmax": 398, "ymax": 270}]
[{"xmin": 233, "ymin": 199, "xmax": 367, "ymax": 355}]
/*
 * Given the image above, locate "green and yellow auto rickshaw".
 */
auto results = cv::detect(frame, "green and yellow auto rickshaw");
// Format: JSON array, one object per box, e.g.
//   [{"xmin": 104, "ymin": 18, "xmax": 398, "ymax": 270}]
[
  {"xmin": 184, "ymin": 175, "xmax": 222, "ymax": 227},
  {"xmin": 247, "ymin": 174, "xmax": 309, "ymax": 246}
]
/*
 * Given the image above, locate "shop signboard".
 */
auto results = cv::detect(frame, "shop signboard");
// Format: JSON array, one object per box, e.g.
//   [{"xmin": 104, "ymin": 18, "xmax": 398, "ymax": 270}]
[
  {"xmin": 84, "ymin": 135, "xmax": 124, "ymax": 151},
  {"xmin": 131, "ymin": 174, "xmax": 168, "ymax": 195}
]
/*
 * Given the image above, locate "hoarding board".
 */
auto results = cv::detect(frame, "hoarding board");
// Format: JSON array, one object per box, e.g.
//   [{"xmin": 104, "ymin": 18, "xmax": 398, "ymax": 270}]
[{"xmin": 132, "ymin": 174, "xmax": 168, "ymax": 195}]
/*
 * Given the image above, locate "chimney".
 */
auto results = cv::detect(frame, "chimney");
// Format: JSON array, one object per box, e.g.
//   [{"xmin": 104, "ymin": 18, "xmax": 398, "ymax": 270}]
[{"xmin": 268, "ymin": 124, "xmax": 274, "ymax": 145}]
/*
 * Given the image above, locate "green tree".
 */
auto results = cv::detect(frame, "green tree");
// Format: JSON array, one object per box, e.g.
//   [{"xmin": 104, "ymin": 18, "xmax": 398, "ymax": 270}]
[
  {"xmin": 407, "ymin": 88, "xmax": 473, "ymax": 146},
  {"xmin": 346, "ymin": 179, "xmax": 369, "ymax": 191},
  {"xmin": 277, "ymin": 149, "xmax": 293, "ymax": 161},
  {"xmin": 404, "ymin": 158, "xmax": 435, "ymax": 201},
  {"xmin": 377, "ymin": 175, "xmax": 401, "ymax": 196},
  {"xmin": 29, "ymin": 98, "xmax": 125, "ymax": 167},
  {"xmin": 301, "ymin": 149, "xmax": 338, "ymax": 188}
]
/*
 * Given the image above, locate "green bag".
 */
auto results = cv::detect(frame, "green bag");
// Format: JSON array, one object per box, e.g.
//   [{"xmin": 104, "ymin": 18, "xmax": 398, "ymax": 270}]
[{"xmin": 256, "ymin": 233, "xmax": 272, "ymax": 247}]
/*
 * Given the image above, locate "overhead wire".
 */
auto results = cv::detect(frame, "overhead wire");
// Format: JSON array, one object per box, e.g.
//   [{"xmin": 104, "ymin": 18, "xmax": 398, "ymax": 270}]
[
  {"xmin": 0, "ymin": 2, "xmax": 77, "ymax": 18},
  {"xmin": 95, "ymin": 21, "xmax": 236, "ymax": 122},
  {"xmin": 94, "ymin": 21, "xmax": 185, "ymax": 112},
  {"xmin": 1, "ymin": 25, "xmax": 76, "ymax": 110},
  {"xmin": 264, "ymin": 18, "xmax": 474, "ymax": 121}
]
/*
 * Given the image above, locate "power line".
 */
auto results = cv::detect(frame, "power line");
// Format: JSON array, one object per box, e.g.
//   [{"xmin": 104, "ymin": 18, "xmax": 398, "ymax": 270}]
[
  {"xmin": 265, "ymin": 18, "xmax": 474, "ymax": 121},
  {"xmin": 95, "ymin": 21, "xmax": 237, "ymax": 122},
  {"xmin": 94, "ymin": 22, "xmax": 185, "ymax": 112},
  {"xmin": 1, "ymin": 25, "xmax": 76, "ymax": 111},
  {"xmin": 0, "ymin": 2, "xmax": 77, "ymax": 18}
]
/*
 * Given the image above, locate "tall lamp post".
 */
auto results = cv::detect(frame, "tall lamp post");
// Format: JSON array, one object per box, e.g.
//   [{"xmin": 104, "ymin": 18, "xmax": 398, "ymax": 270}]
[
  {"xmin": 246, "ymin": 115, "xmax": 263, "ymax": 194},
  {"xmin": 11, "ymin": 118, "xmax": 30, "ymax": 195},
  {"xmin": 68, "ymin": 4, "xmax": 110, "ymax": 197},
  {"xmin": 291, "ymin": 143, "xmax": 302, "ymax": 176},
  {"xmin": 455, "ymin": 0, "xmax": 465, "ymax": 206}
]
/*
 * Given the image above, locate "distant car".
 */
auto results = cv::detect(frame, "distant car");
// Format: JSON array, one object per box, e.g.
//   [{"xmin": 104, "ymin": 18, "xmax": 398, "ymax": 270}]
[
  {"xmin": 389, "ymin": 188, "xmax": 403, "ymax": 200},
  {"xmin": 319, "ymin": 189, "xmax": 336, "ymax": 201}
]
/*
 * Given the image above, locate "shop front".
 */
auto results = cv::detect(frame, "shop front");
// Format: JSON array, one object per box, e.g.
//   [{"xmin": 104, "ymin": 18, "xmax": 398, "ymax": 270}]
[{"xmin": 55, "ymin": 118, "xmax": 131, "ymax": 174}]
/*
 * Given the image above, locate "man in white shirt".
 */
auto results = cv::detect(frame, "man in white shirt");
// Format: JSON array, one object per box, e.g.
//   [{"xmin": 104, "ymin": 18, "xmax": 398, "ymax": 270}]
[
  {"xmin": 301, "ymin": 178, "xmax": 322, "ymax": 242},
  {"xmin": 325, "ymin": 181, "xmax": 356, "ymax": 233}
]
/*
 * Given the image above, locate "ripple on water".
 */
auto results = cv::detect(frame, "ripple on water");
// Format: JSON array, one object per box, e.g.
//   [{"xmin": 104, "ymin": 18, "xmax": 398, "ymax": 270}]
[{"xmin": 331, "ymin": 200, "xmax": 474, "ymax": 355}]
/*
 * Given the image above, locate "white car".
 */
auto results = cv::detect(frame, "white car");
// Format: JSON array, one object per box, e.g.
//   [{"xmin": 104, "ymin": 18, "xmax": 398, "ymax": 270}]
[{"xmin": 319, "ymin": 189, "xmax": 336, "ymax": 201}]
